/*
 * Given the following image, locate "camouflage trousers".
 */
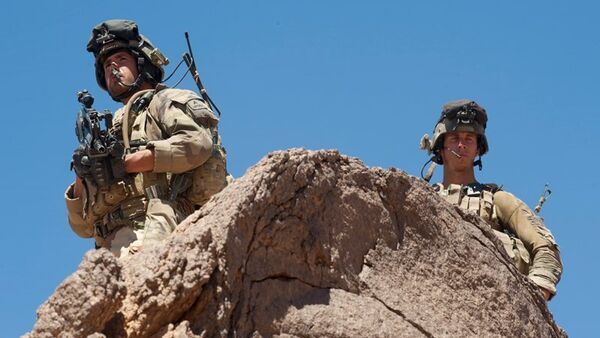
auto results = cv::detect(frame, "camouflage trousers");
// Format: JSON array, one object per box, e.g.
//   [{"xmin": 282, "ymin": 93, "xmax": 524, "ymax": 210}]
[{"xmin": 95, "ymin": 198, "xmax": 181, "ymax": 258}]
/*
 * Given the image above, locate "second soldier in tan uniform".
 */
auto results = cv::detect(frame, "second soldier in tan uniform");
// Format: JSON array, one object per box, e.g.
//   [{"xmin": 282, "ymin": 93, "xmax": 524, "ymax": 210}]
[
  {"xmin": 65, "ymin": 20, "xmax": 228, "ymax": 257},
  {"xmin": 421, "ymin": 99, "xmax": 562, "ymax": 300}
]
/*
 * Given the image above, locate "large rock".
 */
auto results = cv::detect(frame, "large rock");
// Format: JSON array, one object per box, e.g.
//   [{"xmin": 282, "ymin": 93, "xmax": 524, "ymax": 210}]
[
  {"xmin": 26, "ymin": 149, "xmax": 565, "ymax": 337},
  {"xmin": 25, "ymin": 250, "xmax": 126, "ymax": 338}
]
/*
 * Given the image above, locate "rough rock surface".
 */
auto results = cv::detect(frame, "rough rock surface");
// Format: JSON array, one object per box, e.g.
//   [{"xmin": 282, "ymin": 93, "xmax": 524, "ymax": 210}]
[{"xmin": 26, "ymin": 149, "xmax": 566, "ymax": 338}]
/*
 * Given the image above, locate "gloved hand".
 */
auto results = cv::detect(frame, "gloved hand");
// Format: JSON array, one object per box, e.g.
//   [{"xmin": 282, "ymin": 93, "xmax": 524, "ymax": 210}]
[
  {"xmin": 71, "ymin": 140, "xmax": 129, "ymax": 187},
  {"xmin": 71, "ymin": 147, "xmax": 112, "ymax": 187},
  {"xmin": 71, "ymin": 146, "xmax": 92, "ymax": 179}
]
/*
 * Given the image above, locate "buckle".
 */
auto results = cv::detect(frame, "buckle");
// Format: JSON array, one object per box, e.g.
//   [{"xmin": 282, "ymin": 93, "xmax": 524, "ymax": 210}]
[
  {"xmin": 94, "ymin": 197, "xmax": 148, "ymax": 238},
  {"xmin": 107, "ymin": 207, "xmax": 125, "ymax": 222},
  {"xmin": 94, "ymin": 221, "xmax": 110, "ymax": 238},
  {"xmin": 94, "ymin": 206, "xmax": 126, "ymax": 238},
  {"xmin": 144, "ymin": 184, "xmax": 165, "ymax": 199}
]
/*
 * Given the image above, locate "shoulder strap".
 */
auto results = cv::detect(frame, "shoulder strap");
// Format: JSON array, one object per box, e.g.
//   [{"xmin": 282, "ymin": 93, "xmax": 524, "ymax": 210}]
[
  {"xmin": 122, "ymin": 89, "xmax": 154, "ymax": 153},
  {"xmin": 144, "ymin": 89, "xmax": 171, "ymax": 138},
  {"xmin": 482, "ymin": 183, "xmax": 502, "ymax": 193}
]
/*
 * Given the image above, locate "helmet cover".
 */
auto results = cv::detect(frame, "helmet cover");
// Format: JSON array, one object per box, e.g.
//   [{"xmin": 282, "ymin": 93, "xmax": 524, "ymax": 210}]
[{"xmin": 429, "ymin": 99, "xmax": 489, "ymax": 164}]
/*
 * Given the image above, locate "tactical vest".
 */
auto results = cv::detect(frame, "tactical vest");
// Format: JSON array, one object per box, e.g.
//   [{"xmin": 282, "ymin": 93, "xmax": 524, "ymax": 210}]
[
  {"xmin": 83, "ymin": 88, "xmax": 228, "ymax": 240},
  {"xmin": 435, "ymin": 183, "xmax": 531, "ymax": 274},
  {"xmin": 82, "ymin": 112, "xmax": 170, "ymax": 239}
]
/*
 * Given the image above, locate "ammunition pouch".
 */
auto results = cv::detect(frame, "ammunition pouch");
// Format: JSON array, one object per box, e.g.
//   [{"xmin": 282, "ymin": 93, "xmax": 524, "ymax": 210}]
[
  {"xmin": 493, "ymin": 229, "xmax": 531, "ymax": 274},
  {"xmin": 90, "ymin": 177, "xmax": 169, "ymax": 239},
  {"xmin": 94, "ymin": 199, "xmax": 146, "ymax": 238},
  {"xmin": 183, "ymin": 144, "xmax": 228, "ymax": 207}
]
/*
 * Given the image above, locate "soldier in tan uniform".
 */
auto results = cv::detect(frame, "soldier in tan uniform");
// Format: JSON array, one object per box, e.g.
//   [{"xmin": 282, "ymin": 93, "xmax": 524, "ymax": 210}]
[
  {"xmin": 65, "ymin": 20, "xmax": 227, "ymax": 257},
  {"xmin": 421, "ymin": 99, "xmax": 562, "ymax": 300}
]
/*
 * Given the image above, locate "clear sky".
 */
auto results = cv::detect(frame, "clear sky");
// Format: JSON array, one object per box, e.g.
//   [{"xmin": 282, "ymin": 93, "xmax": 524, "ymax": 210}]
[{"xmin": 0, "ymin": 1, "xmax": 597, "ymax": 337}]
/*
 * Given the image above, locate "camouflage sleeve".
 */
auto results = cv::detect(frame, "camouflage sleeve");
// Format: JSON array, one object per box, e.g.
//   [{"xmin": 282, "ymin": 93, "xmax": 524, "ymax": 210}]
[
  {"xmin": 64, "ymin": 184, "xmax": 94, "ymax": 238},
  {"xmin": 493, "ymin": 191, "xmax": 563, "ymax": 296},
  {"xmin": 146, "ymin": 94, "xmax": 215, "ymax": 174}
]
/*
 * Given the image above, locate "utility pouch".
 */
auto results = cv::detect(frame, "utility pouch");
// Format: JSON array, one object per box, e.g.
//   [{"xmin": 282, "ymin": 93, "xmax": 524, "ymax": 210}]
[
  {"xmin": 492, "ymin": 229, "xmax": 531, "ymax": 274},
  {"xmin": 184, "ymin": 145, "xmax": 228, "ymax": 207}
]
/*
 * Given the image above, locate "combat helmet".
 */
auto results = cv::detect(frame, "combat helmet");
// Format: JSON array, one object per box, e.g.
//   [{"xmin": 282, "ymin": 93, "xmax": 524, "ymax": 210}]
[
  {"xmin": 86, "ymin": 19, "xmax": 169, "ymax": 100},
  {"xmin": 421, "ymin": 99, "xmax": 489, "ymax": 165}
]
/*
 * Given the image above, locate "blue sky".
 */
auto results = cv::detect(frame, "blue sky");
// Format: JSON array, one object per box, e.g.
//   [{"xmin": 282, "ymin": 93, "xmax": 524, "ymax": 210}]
[{"xmin": 0, "ymin": 1, "xmax": 597, "ymax": 336}]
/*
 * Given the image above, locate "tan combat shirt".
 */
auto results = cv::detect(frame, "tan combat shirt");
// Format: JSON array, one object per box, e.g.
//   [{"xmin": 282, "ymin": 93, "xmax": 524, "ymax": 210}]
[
  {"xmin": 65, "ymin": 88, "xmax": 219, "ymax": 241},
  {"xmin": 436, "ymin": 183, "xmax": 563, "ymax": 296}
]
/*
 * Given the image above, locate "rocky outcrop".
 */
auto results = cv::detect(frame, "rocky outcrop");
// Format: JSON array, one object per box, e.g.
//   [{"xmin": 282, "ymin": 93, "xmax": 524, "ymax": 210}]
[{"xmin": 26, "ymin": 149, "xmax": 565, "ymax": 338}]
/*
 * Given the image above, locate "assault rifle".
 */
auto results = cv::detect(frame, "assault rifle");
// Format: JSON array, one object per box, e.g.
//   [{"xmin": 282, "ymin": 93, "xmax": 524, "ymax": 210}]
[{"xmin": 72, "ymin": 90, "xmax": 126, "ymax": 187}]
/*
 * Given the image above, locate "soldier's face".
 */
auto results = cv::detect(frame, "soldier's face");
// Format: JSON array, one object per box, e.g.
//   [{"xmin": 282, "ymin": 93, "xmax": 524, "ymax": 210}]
[
  {"xmin": 441, "ymin": 131, "xmax": 479, "ymax": 170},
  {"xmin": 103, "ymin": 51, "xmax": 138, "ymax": 97}
]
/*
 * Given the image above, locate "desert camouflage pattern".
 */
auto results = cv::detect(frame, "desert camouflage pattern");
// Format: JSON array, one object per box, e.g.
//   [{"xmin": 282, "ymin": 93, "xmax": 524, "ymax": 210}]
[
  {"xmin": 65, "ymin": 88, "xmax": 227, "ymax": 257},
  {"xmin": 143, "ymin": 88, "xmax": 228, "ymax": 207},
  {"xmin": 435, "ymin": 183, "xmax": 562, "ymax": 296}
]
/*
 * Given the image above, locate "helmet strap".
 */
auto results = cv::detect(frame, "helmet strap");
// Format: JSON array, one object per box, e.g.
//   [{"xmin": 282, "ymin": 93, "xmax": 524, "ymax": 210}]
[
  {"xmin": 473, "ymin": 156, "xmax": 483, "ymax": 171},
  {"xmin": 108, "ymin": 53, "xmax": 149, "ymax": 102},
  {"xmin": 109, "ymin": 72, "xmax": 145, "ymax": 102},
  {"xmin": 420, "ymin": 157, "xmax": 438, "ymax": 182}
]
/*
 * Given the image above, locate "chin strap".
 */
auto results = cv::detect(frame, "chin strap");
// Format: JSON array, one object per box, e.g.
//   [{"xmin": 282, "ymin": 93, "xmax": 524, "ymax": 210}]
[
  {"xmin": 420, "ymin": 157, "xmax": 438, "ymax": 182},
  {"xmin": 473, "ymin": 155, "xmax": 483, "ymax": 171},
  {"xmin": 109, "ymin": 74, "xmax": 145, "ymax": 102},
  {"xmin": 109, "ymin": 54, "xmax": 154, "ymax": 102}
]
